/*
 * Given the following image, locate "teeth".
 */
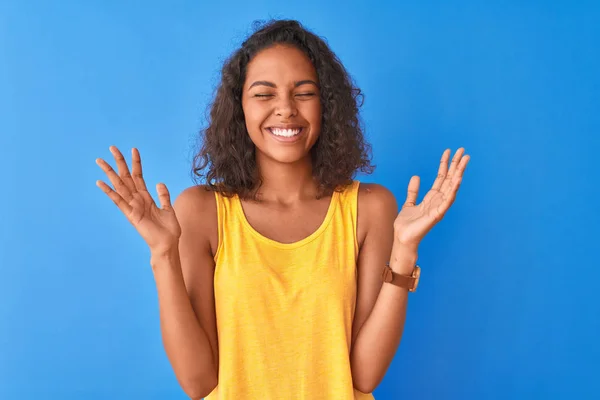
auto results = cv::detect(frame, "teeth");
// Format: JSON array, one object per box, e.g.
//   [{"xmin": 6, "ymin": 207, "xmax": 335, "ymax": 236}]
[{"xmin": 271, "ymin": 128, "xmax": 301, "ymax": 137}]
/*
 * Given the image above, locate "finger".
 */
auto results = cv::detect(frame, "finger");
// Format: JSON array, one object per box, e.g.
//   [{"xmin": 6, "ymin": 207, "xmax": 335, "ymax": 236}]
[
  {"xmin": 440, "ymin": 148, "xmax": 465, "ymax": 193},
  {"xmin": 456, "ymin": 154, "xmax": 470, "ymax": 178},
  {"xmin": 447, "ymin": 148, "xmax": 465, "ymax": 177},
  {"xmin": 441, "ymin": 152, "xmax": 470, "ymax": 196},
  {"xmin": 431, "ymin": 149, "xmax": 451, "ymax": 191},
  {"xmin": 156, "ymin": 183, "xmax": 172, "ymax": 210},
  {"xmin": 131, "ymin": 147, "xmax": 149, "ymax": 192},
  {"xmin": 109, "ymin": 146, "xmax": 137, "ymax": 193},
  {"xmin": 403, "ymin": 176, "xmax": 420, "ymax": 207},
  {"xmin": 95, "ymin": 158, "xmax": 134, "ymax": 201},
  {"xmin": 96, "ymin": 180, "xmax": 133, "ymax": 216},
  {"xmin": 439, "ymin": 175, "xmax": 463, "ymax": 214}
]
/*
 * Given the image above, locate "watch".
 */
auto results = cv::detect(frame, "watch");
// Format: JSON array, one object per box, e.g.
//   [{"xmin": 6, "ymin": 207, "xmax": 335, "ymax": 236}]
[{"xmin": 382, "ymin": 263, "xmax": 421, "ymax": 292}]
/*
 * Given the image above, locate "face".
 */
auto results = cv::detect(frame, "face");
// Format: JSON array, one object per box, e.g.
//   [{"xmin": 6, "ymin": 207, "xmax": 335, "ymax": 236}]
[{"xmin": 242, "ymin": 45, "xmax": 322, "ymax": 165}]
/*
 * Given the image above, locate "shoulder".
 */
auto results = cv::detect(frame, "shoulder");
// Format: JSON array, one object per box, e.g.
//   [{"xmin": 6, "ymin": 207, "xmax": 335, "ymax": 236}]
[
  {"xmin": 174, "ymin": 183, "xmax": 215, "ymax": 205},
  {"xmin": 355, "ymin": 182, "xmax": 399, "ymax": 246},
  {"xmin": 173, "ymin": 184, "xmax": 219, "ymax": 255},
  {"xmin": 357, "ymin": 182, "xmax": 398, "ymax": 219},
  {"xmin": 173, "ymin": 184, "xmax": 217, "ymax": 220}
]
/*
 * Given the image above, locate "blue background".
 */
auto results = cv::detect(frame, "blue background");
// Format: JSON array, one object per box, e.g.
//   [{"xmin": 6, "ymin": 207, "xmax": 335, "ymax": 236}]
[{"xmin": 1, "ymin": 1, "xmax": 598, "ymax": 399}]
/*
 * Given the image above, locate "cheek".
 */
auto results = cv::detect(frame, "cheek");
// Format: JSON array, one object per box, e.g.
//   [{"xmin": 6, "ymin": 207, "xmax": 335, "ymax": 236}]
[
  {"xmin": 305, "ymin": 102, "xmax": 322, "ymax": 128},
  {"xmin": 243, "ymin": 103, "xmax": 268, "ymax": 131}
]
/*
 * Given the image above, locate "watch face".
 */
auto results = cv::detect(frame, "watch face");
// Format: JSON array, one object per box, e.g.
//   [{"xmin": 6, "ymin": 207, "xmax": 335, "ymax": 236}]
[
  {"xmin": 410, "ymin": 266, "xmax": 421, "ymax": 291},
  {"xmin": 382, "ymin": 265, "xmax": 394, "ymax": 283}
]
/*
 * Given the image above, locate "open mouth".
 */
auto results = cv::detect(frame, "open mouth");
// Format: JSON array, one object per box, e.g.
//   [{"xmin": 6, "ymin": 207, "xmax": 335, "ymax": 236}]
[
  {"xmin": 268, "ymin": 127, "xmax": 303, "ymax": 137},
  {"xmin": 267, "ymin": 127, "xmax": 305, "ymax": 142}
]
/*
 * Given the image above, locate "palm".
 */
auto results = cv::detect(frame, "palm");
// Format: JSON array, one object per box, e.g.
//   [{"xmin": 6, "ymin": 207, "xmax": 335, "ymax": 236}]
[
  {"xmin": 96, "ymin": 146, "xmax": 181, "ymax": 252},
  {"xmin": 394, "ymin": 148, "xmax": 470, "ymax": 247},
  {"xmin": 127, "ymin": 190, "xmax": 181, "ymax": 246}
]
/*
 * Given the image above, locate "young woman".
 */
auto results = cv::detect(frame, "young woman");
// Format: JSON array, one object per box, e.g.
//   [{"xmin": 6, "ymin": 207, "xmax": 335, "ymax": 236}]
[{"xmin": 96, "ymin": 19, "xmax": 469, "ymax": 400}]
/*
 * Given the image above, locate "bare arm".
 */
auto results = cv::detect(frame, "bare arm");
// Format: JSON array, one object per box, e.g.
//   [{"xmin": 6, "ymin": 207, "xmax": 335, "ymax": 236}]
[
  {"xmin": 349, "ymin": 184, "xmax": 415, "ymax": 393},
  {"xmin": 350, "ymin": 150, "xmax": 468, "ymax": 393},
  {"xmin": 153, "ymin": 186, "xmax": 219, "ymax": 399},
  {"xmin": 95, "ymin": 147, "xmax": 220, "ymax": 399}
]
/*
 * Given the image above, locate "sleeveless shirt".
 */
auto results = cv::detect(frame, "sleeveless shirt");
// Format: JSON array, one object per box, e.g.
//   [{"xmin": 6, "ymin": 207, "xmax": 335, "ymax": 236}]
[{"xmin": 205, "ymin": 180, "xmax": 375, "ymax": 400}]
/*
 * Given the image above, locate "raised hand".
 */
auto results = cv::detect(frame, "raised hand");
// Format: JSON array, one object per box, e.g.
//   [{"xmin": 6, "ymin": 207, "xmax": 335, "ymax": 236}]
[
  {"xmin": 95, "ymin": 146, "xmax": 181, "ymax": 254},
  {"xmin": 393, "ymin": 148, "xmax": 470, "ymax": 249}
]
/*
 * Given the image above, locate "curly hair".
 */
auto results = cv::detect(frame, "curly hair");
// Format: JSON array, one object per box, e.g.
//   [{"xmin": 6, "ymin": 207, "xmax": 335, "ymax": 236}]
[{"xmin": 192, "ymin": 19, "xmax": 375, "ymax": 200}]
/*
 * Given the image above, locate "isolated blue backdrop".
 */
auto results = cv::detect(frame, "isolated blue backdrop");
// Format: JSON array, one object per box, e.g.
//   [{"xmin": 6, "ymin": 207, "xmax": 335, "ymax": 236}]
[{"xmin": 1, "ymin": 1, "xmax": 598, "ymax": 399}]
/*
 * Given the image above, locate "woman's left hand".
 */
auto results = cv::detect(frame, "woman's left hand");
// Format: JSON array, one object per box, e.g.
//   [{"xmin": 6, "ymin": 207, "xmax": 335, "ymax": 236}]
[{"xmin": 393, "ymin": 148, "xmax": 470, "ymax": 250}]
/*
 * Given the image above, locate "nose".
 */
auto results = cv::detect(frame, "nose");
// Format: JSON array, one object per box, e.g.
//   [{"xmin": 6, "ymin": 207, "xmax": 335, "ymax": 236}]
[{"xmin": 274, "ymin": 94, "xmax": 298, "ymax": 118}]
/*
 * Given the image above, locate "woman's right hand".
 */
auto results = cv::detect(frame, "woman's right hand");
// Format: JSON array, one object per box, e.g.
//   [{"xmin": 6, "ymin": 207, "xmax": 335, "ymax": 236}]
[{"xmin": 95, "ymin": 146, "xmax": 182, "ymax": 255}]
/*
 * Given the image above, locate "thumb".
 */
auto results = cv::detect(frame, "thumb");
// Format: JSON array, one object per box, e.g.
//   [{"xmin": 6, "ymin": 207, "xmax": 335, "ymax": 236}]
[
  {"xmin": 156, "ymin": 183, "xmax": 172, "ymax": 210},
  {"xmin": 403, "ymin": 176, "xmax": 420, "ymax": 207}
]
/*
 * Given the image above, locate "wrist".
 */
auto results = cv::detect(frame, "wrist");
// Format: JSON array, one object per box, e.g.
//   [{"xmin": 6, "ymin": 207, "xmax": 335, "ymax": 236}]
[
  {"xmin": 150, "ymin": 245, "xmax": 180, "ymax": 271},
  {"xmin": 389, "ymin": 241, "xmax": 419, "ymax": 275}
]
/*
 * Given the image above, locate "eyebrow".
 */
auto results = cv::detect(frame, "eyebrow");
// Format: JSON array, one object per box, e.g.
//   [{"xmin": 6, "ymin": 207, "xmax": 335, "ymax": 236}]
[{"xmin": 248, "ymin": 80, "xmax": 319, "ymax": 90}]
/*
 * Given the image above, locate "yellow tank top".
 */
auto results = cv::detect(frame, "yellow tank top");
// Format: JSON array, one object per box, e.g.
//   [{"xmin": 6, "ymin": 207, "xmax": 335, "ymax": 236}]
[{"xmin": 205, "ymin": 180, "xmax": 375, "ymax": 400}]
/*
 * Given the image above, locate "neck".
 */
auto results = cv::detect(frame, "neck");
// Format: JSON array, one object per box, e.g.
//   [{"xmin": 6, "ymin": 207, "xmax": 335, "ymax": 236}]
[{"xmin": 254, "ymin": 154, "xmax": 318, "ymax": 204}]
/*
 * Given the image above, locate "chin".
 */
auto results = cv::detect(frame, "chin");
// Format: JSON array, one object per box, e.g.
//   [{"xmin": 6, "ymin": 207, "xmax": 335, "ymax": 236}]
[
  {"xmin": 251, "ymin": 143, "xmax": 311, "ymax": 164},
  {"xmin": 249, "ymin": 131, "xmax": 318, "ymax": 164},
  {"xmin": 267, "ymin": 150, "xmax": 311, "ymax": 164}
]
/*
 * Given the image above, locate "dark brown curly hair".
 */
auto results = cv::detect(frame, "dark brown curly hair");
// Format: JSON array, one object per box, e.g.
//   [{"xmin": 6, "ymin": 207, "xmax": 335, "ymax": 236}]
[{"xmin": 192, "ymin": 19, "xmax": 375, "ymax": 200}]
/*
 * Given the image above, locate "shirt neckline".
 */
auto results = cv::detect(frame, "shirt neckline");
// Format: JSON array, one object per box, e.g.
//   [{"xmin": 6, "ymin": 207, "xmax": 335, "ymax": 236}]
[{"xmin": 233, "ymin": 189, "xmax": 340, "ymax": 249}]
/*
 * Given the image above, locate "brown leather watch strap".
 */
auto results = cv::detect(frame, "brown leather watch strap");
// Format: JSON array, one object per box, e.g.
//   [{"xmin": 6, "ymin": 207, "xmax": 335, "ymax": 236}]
[{"xmin": 382, "ymin": 263, "xmax": 420, "ymax": 292}]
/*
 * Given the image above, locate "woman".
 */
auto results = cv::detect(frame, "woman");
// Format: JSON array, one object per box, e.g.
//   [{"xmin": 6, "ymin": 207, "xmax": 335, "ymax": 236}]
[{"xmin": 95, "ymin": 19, "xmax": 469, "ymax": 400}]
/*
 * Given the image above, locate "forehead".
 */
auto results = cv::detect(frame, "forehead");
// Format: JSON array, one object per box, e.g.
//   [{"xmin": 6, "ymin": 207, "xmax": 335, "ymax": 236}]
[{"xmin": 245, "ymin": 45, "xmax": 317, "ymax": 84}]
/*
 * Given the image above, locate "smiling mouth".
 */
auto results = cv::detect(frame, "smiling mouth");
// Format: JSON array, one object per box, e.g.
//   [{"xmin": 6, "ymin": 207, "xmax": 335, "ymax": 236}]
[{"xmin": 267, "ymin": 127, "xmax": 304, "ymax": 138}]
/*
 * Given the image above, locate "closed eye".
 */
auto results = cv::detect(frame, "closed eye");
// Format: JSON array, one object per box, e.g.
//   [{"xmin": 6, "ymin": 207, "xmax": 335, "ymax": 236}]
[{"xmin": 253, "ymin": 93, "xmax": 316, "ymax": 98}]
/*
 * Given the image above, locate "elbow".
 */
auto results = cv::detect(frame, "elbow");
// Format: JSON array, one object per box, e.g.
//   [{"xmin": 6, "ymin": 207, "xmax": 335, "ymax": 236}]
[
  {"xmin": 180, "ymin": 370, "xmax": 218, "ymax": 399},
  {"xmin": 351, "ymin": 360, "xmax": 378, "ymax": 394},
  {"xmin": 351, "ymin": 369, "xmax": 377, "ymax": 394},
  {"xmin": 353, "ymin": 379, "xmax": 376, "ymax": 395}
]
